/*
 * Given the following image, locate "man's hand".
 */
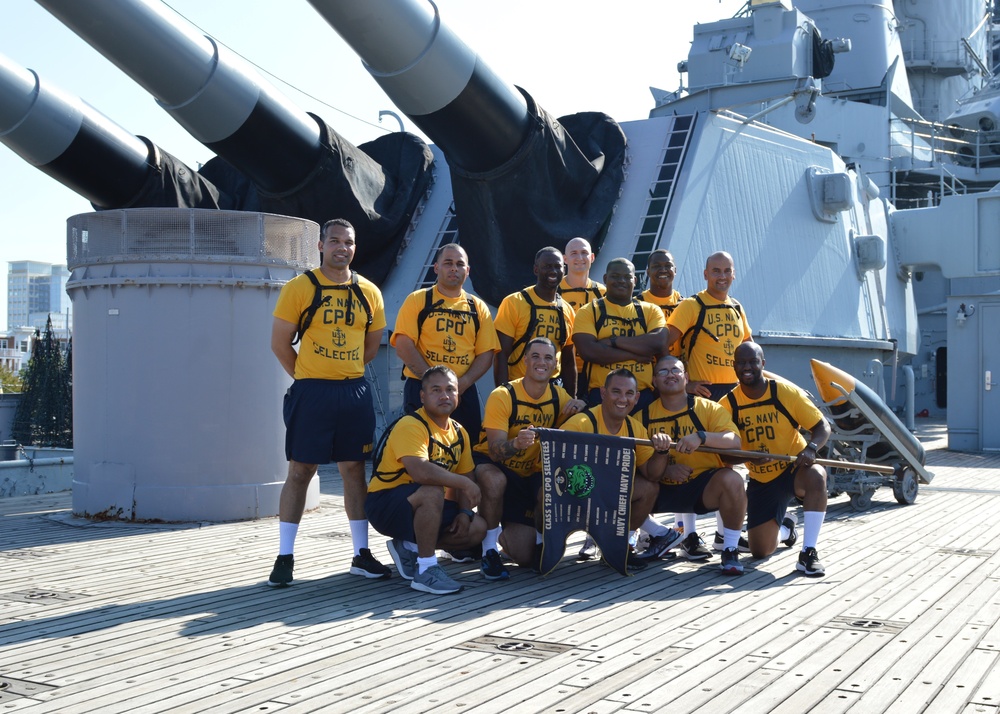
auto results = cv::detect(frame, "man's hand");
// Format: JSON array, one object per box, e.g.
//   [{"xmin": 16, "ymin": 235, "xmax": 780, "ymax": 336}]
[
  {"xmin": 662, "ymin": 463, "xmax": 693, "ymax": 484},
  {"xmin": 560, "ymin": 399, "xmax": 586, "ymax": 417},
  {"xmin": 446, "ymin": 510, "xmax": 472, "ymax": 538},
  {"xmin": 686, "ymin": 380, "xmax": 712, "ymax": 398},
  {"xmin": 650, "ymin": 432, "xmax": 672, "ymax": 453}
]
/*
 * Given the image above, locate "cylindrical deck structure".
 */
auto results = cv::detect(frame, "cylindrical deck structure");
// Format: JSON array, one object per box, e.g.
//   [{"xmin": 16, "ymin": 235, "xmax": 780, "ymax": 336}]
[{"xmin": 67, "ymin": 208, "xmax": 317, "ymax": 521}]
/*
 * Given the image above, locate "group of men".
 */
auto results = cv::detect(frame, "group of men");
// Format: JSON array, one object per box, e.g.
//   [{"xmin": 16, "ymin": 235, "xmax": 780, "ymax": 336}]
[{"xmin": 266, "ymin": 218, "xmax": 832, "ymax": 595}]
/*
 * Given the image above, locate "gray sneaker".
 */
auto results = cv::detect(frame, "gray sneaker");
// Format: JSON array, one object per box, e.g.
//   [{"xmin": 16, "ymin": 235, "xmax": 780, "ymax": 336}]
[
  {"xmin": 411, "ymin": 564, "xmax": 464, "ymax": 595},
  {"xmin": 386, "ymin": 539, "xmax": 417, "ymax": 581},
  {"xmin": 637, "ymin": 529, "xmax": 684, "ymax": 560}
]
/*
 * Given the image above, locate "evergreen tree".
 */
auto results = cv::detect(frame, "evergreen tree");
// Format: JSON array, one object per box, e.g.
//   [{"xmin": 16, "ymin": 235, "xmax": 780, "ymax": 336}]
[{"xmin": 12, "ymin": 318, "xmax": 73, "ymax": 447}]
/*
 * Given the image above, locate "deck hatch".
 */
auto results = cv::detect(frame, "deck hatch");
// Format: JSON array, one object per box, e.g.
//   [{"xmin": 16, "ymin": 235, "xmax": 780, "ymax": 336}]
[
  {"xmin": 0, "ymin": 676, "xmax": 57, "ymax": 700},
  {"xmin": 0, "ymin": 589, "xmax": 85, "ymax": 603},
  {"xmin": 455, "ymin": 636, "xmax": 572, "ymax": 659},
  {"xmin": 827, "ymin": 616, "xmax": 908, "ymax": 633}
]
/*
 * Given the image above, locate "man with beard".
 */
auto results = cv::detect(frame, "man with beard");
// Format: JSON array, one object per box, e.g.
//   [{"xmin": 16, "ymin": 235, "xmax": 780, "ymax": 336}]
[
  {"xmin": 494, "ymin": 247, "xmax": 577, "ymax": 397},
  {"xmin": 725, "ymin": 342, "xmax": 831, "ymax": 576},
  {"xmin": 561, "ymin": 369, "xmax": 672, "ymax": 571}
]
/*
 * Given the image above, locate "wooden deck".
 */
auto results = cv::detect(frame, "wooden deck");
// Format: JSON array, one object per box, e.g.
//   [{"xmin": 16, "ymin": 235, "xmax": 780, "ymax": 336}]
[{"xmin": 2, "ymin": 421, "xmax": 999, "ymax": 713}]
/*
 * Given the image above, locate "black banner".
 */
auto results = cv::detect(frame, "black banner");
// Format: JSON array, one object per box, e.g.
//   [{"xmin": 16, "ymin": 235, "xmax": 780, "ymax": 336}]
[{"xmin": 536, "ymin": 428, "xmax": 635, "ymax": 576}]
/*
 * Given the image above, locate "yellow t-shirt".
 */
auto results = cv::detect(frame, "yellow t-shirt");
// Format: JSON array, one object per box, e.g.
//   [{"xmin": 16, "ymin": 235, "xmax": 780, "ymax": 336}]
[
  {"xmin": 723, "ymin": 379, "xmax": 824, "ymax": 483},
  {"xmin": 559, "ymin": 278, "xmax": 606, "ymax": 312},
  {"xmin": 561, "ymin": 406, "xmax": 654, "ymax": 467},
  {"xmin": 474, "ymin": 379, "xmax": 574, "ymax": 476},
  {"xmin": 390, "ymin": 286, "xmax": 500, "ymax": 379},
  {"xmin": 573, "ymin": 298, "xmax": 667, "ymax": 391},
  {"xmin": 368, "ymin": 408, "xmax": 474, "ymax": 493},
  {"xmin": 642, "ymin": 289, "xmax": 683, "ymax": 357},
  {"xmin": 494, "ymin": 287, "xmax": 575, "ymax": 380},
  {"xmin": 639, "ymin": 397, "xmax": 738, "ymax": 483},
  {"xmin": 273, "ymin": 269, "xmax": 386, "ymax": 380},
  {"xmin": 666, "ymin": 290, "xmax": 751, "ymax": 384}
]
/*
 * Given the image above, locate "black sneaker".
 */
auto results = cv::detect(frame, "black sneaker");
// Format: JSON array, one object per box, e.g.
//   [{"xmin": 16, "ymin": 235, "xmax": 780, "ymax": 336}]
[
  {"xmin": 626, "ymin": 549, "xmax": 648, "ymax": 571},
  {"xmin": 797, "ymin": 547, "xmax": 825, "ymax": 576},
  {"xmin": 531, "ymin": 543, "xmax": 544, "ymax": 573},
  {"xmin": 349, "ymin": 548, "xmax": 391, "ymax": 580},
  {"xmin": 638, "ymin": 529, "xmax": 683, "ymax": 560},
  {"xmin": 267, "ymin": 554, "xmax": 294, "ymax": 587},
  {"xmin": 720, "ymin": 547, "xmax": 743, "ymax": 575},
  {"xmin": 481, "ymin": 548, "xmax": 510, "ymax": 581},
  {"xmin": 712, "ymin": 531, "xmax": 751, "ymax": 553},
  {"xmin": 781, "ymin": 517, "xmax": 798, "ymax": 548},
  {"xmin": 679, "ymin": 532, "xmax": 712, "ymax": 561}
]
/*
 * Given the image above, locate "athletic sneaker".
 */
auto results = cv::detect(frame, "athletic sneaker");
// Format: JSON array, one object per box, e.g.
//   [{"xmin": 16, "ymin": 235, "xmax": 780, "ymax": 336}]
[
  {"xmin": 720, "ymin": 547, "xmax": 743, "ymax": 575},
  {"xmin": 530, "ymin": 543, "xmax": 544, "ymax": 573},
  {"xmin": 781, "ymin": 517, "xmax": 798, "ymax": 548},
  {"xmin": 350, "ymin": 548, "xmax": 391, "ymax": 580},
  {"xmin": 679, "ymin": 532, "xmax": 712, "ymax": 561},
  {"xmin": 411, "ymin": 564, "xmax": 464, "ymax": 594},
  {"xmin": 638, "ymin": 529, "xmax": 684, "ymax": 560},
  {"xmin": 578, "ymin": 535, "xmax": 600, "ymax": 560},
  {"xmin": 797, "ymin": 547, "xmax": 826, "ymax": 576},
  {"xmin": 481, "ymin": 548, "xmax": 510, "ymax": 581},
  {"xmin": 386, "ymin": 538, "xmax": 416, "ymax": 581},
  {"xmin": 712, "ymin": 531, "xmax": 751, "ymax": 553},
  {"xmin": 626, "ymin": 549, "xmax": 648, "ymax": 571},
  {"xmin": 442, "ymin": 545, "xmax": 481, "ymax": 563},
  {"xmin": 267, "ymin": 554, "xmax": 294, "ymax": 587}
]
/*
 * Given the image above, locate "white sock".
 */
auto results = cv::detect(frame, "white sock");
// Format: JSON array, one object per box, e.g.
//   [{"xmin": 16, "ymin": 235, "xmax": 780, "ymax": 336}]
[
  {"xmin": 535, "ymin": 531, "xmax": 543, "ymax": 545},
  {"xmin": 682, "ymin": 513, "xmax": 697, "ymax": 535},
  {"xmin": 349, "ymin": 519, "xmax": 369, "ymax": 556},
  {"xmin": 803, "ymin": 511, "xmax": 825, "ymax": 550},
  {"xmin": 417, "ymin": 556, "xmax": 437, "ymax": 575},
  {"xmin": 403, "ymin": 540, "xmax": 419, "ymax": 553},
  {"xmin": 715, "ymin": 511, "xmax": 725, "ymax": 533},
  {"xmin": 642, "ymin": 517, "xmax": 670, "ymax": 537},
  {"xmin": 483, "ymin": 526, "xmax": 502, "ymax": 553},
  {"xmin": 278, "ymin": 521, "xmax": 298, "ymax": 555},
  {"xmin": 723, "ymin": 527, "xmax": 742, "ymax": 551}
]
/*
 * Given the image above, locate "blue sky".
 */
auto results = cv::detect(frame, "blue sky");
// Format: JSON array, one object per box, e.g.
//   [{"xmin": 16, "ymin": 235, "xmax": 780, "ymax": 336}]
[{"xmin": 0, "ymin": 0, "xmax": 745, "ymax": 329}]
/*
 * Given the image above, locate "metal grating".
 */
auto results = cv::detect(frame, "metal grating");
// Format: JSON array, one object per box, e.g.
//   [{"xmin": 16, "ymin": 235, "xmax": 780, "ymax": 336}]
[
  {"xmin": 414, "ymin": 202, "xmax": 460, "ymax": 290},
  {"xmin": 66, "ymin": 208, "xmax": 318, "ymax": 271},
  {"xmin": 455, "ymin": 636, "xmax": 573, "ymax": 660}
]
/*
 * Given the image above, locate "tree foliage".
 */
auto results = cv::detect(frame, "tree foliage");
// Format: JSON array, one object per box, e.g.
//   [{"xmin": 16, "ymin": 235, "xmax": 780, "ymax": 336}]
[
  {"xmin": 11, "ymin": 317, "xmax": 72, "ymax": 447},
  {"xmin": 0, "ymin": 365, "xmax": 22, "ymax": 393}
]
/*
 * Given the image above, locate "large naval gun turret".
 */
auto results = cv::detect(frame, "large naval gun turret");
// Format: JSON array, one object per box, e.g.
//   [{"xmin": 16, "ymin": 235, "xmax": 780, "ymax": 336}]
[
  {"xmin": 35, "ymin": 0, "xmax": 433, "ymax": 285},
  {"xmin": 305, "ymin": 0, "xmax": 627, "ymax": 305},
  {"xmin": 0, "ymin": 50, "xmax": 221, "ymax": 211}
]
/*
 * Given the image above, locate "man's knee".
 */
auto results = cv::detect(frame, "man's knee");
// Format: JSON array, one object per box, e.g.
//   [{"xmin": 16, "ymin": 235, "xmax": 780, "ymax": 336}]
[
  {"xmin": 408, "ymin": 484, "xmax": 445, "ymax": 510},
  {"xmin": 475, "ymin": 464, "xmax": 507, "ymax": 496},
  {"xmin": 287, "ymin": 461, "xmax": 318, "ymax": 484}
]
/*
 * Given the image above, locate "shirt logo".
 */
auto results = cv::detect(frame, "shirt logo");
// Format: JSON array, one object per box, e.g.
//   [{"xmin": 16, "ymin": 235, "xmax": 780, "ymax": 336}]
[
  {"xmin": 443, "ymin": 334, "xmax": 457, "ymax": 353},
  {"xmin": 332, "ymin": 327, "xmax": 347, "ymax": 347}
]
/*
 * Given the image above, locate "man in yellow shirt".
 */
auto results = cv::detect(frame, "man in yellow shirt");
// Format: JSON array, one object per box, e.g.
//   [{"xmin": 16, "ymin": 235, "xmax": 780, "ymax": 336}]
[
  {"xmin": 268, "ymin": 218, "xmax": 390, "ymax": 587},
  {"xmin": 573, "ymin": 258, "xmax": 666, "ymax": 411},
  {"xmin": 666, "ymin": 251, "xmax": 752, "ymax": 401},
  {"xmin": 367, "ymin": 366, "xmax": 487, "ymax": 594},
  {"xmin": 725, "ymin": 343, "xmax": 831, "ymax": 576},
  {"xmin": 392, "ymin": 243, "xmax": 500, "ymax": 440},
  {"xmin": 559, "ymin": 237, "xmax": 606, "ymax": 400},
  {"xmin": 474, "ymin": 338, "xmax": 586, "ymax": 572},
  {"xmin": 641, "ymin": 249, "xmax": 683, "ymax": 357},
  {"xmin": 637, "ymin": 356, "xmax": 748, "ymax": 574},
  {"xmin": 494, "ymin": 247, "xmax": 577, "ymax": 396},
  {"xmin": 561, "ymin": 369, "xmax": 671, "ymax": 571}
]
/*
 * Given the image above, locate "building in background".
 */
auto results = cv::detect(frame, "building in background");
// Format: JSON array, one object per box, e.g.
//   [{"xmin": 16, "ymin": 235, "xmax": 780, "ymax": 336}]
[{"xmin": 7, "ymin": 261, "xmax": 71, "ymax": 332}]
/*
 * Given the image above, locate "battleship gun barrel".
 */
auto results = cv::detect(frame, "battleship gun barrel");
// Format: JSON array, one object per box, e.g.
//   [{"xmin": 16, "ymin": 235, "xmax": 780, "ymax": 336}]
[
  {"xmin": 35, "ymin": 0, "xmax": 323, "ymax": 195},
  {"xmin": 306, "ymin": 0, "xmax": 531, "ymax": 173},
  {"xmin": 0, "ymin": 51, "xmax": 157, "ymax": 208}
]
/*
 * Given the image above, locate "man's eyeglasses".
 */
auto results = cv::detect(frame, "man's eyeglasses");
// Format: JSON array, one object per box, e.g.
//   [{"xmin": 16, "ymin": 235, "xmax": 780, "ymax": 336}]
[{"xmin": 655, "ymin": 367, "xmax": 684, "ymax": 376}]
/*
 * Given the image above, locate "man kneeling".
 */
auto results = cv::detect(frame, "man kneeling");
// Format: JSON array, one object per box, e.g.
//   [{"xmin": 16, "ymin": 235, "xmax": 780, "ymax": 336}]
[{"xmin": 366, "ymin": 366, "xmax": 486, "ymax": 594}]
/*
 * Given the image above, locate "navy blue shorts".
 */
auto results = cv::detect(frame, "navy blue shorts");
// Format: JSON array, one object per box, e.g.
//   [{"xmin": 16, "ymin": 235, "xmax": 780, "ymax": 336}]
[
  {"xmin": 586, "ymin": 387, "xmax": 656, "ymax": 414},
  {"xmin": 652, "ymin": 468, "xmax": 720, "ymax": 515},
  {"xmin": 282, "ymin": 377, "xmax": 375, "ymax": 464},
  {"xmin": 746, "ymin": 464, "xmax": 796, "ymax": 529},
  {"xmin": 404, "ymin": 377, "xmax": 483, "ymax": 442},
  {"xmin": 365, "ymin": 483, "xmax": 460, "ymax": 542},
  {"xmin": 474, "ymin": 454, "xmax": 541, "ymax": 527}
]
